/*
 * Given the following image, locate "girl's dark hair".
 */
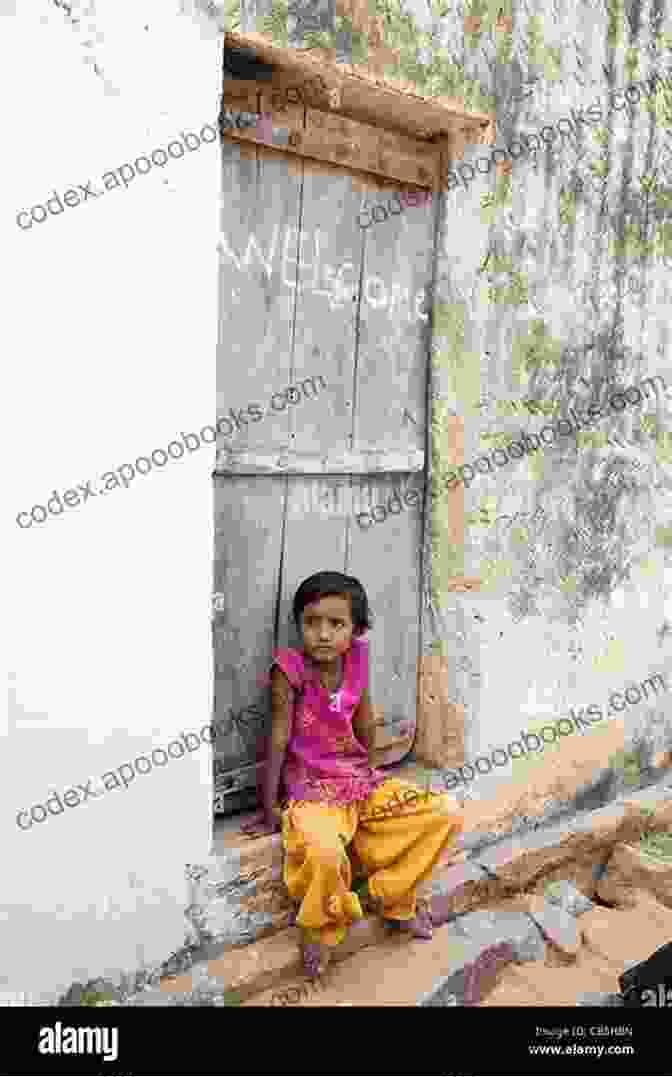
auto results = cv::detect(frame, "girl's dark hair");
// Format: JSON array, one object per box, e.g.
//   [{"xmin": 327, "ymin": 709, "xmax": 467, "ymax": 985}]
[{"xmin": 292, "ymin": 572, "xmax": 372, "ymax": 634}]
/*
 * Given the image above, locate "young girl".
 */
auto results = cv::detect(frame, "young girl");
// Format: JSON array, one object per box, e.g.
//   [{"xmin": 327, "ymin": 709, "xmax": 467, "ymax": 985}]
[{"xmin": 241, "ymin": 570, "xmax": 464, "ymax": 979}]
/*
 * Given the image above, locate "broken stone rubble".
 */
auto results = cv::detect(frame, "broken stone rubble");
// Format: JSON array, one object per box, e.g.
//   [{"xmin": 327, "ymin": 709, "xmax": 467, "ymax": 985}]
[
  {"xmin": 57, "ymin": 782, "xmax": 671, "ymax": 1008},
  {"xmin": 596, "ymin": 840, "xmax": 672, "ymax": 908}
]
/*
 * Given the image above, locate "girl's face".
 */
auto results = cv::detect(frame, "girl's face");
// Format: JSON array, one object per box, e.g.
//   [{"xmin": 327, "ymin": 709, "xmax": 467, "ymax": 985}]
[{"xmin": 299, "ymin": 594, "xmax": 356, "ymax": 663}]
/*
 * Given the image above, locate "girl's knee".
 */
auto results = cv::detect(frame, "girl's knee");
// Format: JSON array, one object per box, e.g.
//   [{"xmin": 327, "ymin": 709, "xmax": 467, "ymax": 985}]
[{"xmin": 304, "ymin": 839, "xmax": 347, "ymax": 870}]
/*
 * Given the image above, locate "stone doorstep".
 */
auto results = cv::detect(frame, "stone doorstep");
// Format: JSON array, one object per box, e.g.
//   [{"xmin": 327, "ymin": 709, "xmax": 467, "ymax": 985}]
[
  {"xmin": 159, "ymin": 916, "xmax": 391, "ymax": 1004},
  {"xmin": 175, "ymin": 788, "xmax": 671, "ymax": 1002},
  {"xmin": 162, "ymin": 885, "xmax": 669, "ymax": 1010},
  {"xmin": 187, "ymin": 786, "xmax": 671, "ymax": 951},
  {"xmin": 160, "ymin": 890, "xmax": 569, "ymax": 1007},
  {"xmin": 244, "ymin": 924, "xmax": 507, "ymax": 1008}
]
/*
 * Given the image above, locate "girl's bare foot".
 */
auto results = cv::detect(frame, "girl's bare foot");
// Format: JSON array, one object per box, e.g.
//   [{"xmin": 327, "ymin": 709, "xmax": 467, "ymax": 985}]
[
  {"xmin": 407, "ymin": 900, "xmax": 434, "ymax": 939},
  {"xmin": 301, "ymin": 940, "xmax": 331, "ymax": 979},
  {"xmin": 386, "ymin": 899, "xmax": 434, "ymax": 939}
]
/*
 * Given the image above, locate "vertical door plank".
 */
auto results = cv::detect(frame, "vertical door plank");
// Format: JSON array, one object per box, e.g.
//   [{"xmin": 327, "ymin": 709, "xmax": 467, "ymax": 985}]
[
  {"xmin": 290, "ymin": 161, "xmax": 364, "ymax": 457},
  {"xmin": 217, "ymin": 142, "xmax": 301, "ymax": 444},
  {"xmin": 346, "ymin": 178, "xmax": 434, "ymax": 763},
  {"xmin": 356, "ymin": 179, "xmax": 434, "ymax": 457},
  {"xmin": 276, "ymin": 160, "xmax": 361, "ymax": 647},
  {"xmin": 348, "ymin": 473, "xmax": 424, "ymax": 765},
  {"xmin": 277, "ymin": 476, "xmax": 350, "ymax": 651},
  {"xmin": 213, "ymin": 479, "xmax": 285, "ymax": 773},
  {"xmin": 215, "ymin": 140, "xmax": 303, "ymax": 795}
]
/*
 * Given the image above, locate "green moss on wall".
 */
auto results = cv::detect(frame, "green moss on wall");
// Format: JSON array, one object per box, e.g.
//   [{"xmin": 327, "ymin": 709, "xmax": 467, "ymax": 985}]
[
  {"xmin": 431, "ymin": 516, "xmax": 465, "ymax": 591},
  {"xmin": 606, "ymin": 0, "xmax": 627, "ymax": 48},
  {"xmin": 577, "ymin": 431, "xmax": 609, "ymax": 450},
  {"xmin": 464, "ymin": 0, "xmax": 489, "ymax": 49},
  {"xmin": 510, "ymin": 716, "xmax": 564, "ymax": 779},
  {"xmin": 479, "ymin": 174, "xmax": 513, "ymax": 224},
  {"xmin": 431, "ymin": 395, "xmax": 464, "ymax": 595},
  {"xmin": 496, "ymin": 24, "xmax": 513, "ymax": 65},
  {"xmin": 639, "ymin": 830, "xmax": 672, "ymax": 863},
  {"xmin": 479, "ymin": 555, "xmax": 515, "ymax": 591},
  {"xmin": 480, "ymin": 431, "xmax": 511, "ymax": 449},
  {"xmin": 511, "ymin": 320, "xmax": 563, "ymax": 389},
  {"xmin": 623, "ymin": 46, "xmax": 640, "ymax": 83},
  {"xmin": 655, "ymin": 525, "xmax": 672, "ymax": 547},
  {"xmin": 543, "ymin": 45, "xmax": 562, "ymax": 83},
  {"xmin": 257, "ymin": 0, "xmax": 498, "ymax": 111},
  {"xmin": 558, "ymin": 188, "xmax": 578, "ymax": 228},
  {"xmin": 432, "ymin": 301, "xmax": 480, "ymax": 410},
  {"xmin": 655, "ymin": 431, "xmax": 672, "ymax": 466},
  {"xmin": 259, "ymin": 0, "xmax": 289, "ymax": 45},
  {"xmin": 655, "ymin": 220, "xmax": 672, "ymax": 261},
  {"xmin": 222, "ymin": 0, "xmax": 241, "ymax": 31},
  {"xmin": 526, "ymin": 14, "xmax": 545, "ymax": 67},
  {"xmin": 488, "ymin": 271, "xmax": 529, "ymax": 306},
  {"xmin": 609, "ymin": 748, "xmax": 642, "ymax": 787}
]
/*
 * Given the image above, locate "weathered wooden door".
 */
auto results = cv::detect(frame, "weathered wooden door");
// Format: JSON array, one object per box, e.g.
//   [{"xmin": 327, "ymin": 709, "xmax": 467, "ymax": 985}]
[{"xmin": 212, "ymin": 95, "xmax": 438, "ymax": 814}]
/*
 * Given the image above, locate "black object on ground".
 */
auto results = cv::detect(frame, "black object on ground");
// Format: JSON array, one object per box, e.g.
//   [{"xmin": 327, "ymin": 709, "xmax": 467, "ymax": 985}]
[{"xmin": 619, "ymin": 941, "xmax": 672, "ymax": 1005}]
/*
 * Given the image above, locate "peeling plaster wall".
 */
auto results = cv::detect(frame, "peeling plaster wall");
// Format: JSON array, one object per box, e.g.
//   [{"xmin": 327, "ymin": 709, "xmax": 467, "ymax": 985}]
[
  {"xmin": 424, "ymin": 0, "xmax": 672, "ymax": 799},
  {"xmin": 6, "ymin": 0, "xmax": 220, "ymax": 1002}
]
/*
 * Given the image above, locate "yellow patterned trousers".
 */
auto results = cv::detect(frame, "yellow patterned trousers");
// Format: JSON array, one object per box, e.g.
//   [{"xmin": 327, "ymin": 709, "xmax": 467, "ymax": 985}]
[{"xmin": 281, "ymin": 778, "xmax": 464, "ymax": 946}]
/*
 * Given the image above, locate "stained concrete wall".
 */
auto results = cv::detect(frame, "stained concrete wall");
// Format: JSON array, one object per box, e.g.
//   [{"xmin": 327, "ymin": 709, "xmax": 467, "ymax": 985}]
[{"xmin": 423, "ymin": 1, "xmax": 672, "ymax": 803}]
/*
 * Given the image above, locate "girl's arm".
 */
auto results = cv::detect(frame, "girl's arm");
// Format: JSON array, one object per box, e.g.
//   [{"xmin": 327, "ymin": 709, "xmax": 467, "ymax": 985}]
[
  {"xmin": 262, "ymin": 668, "xmax": 292, "ymax": 821},
  {"xmin": 352, "ymin": 686, "xmax": 378, "ymax": 767}
]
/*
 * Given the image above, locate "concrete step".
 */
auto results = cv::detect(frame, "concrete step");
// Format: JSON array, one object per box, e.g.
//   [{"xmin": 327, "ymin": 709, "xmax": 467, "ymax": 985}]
[
  {"xmin": 491, "ymin": 950, "xmax": 622, "ymax": 1006},
  {"xmin": 239, "ymin": 919, "xmax": 511, "ymax": 1007}
]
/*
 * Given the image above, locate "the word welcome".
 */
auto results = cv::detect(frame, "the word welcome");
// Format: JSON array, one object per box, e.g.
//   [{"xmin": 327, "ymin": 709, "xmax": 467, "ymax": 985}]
[
  {"xmin": 15, "ymin": 375, "xmax": 327, "ymax": 529},
  {"xmin": 439, "ymin": 673, "xmax": 667, "ymax": 790}
]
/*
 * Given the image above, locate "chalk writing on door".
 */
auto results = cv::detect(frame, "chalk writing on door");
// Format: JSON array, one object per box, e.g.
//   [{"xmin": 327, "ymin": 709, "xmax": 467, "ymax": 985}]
[{"xmin": 217, "ymin": 224, "xmax": 430, "ymax": 323}]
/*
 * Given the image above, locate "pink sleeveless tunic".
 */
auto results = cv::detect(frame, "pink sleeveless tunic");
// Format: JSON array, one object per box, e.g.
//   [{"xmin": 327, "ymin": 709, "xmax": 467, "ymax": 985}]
[{"xmin": 270, "ymin": 636, "xmax": 388, "ymax": 806}]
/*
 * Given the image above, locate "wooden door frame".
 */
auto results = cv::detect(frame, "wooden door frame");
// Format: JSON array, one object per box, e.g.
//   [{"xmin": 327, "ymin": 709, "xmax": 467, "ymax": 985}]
[
  {"xmin": 214, "ymin": 37, "xmax": 488, "ymax": 795},
  {"xmin": 221, "ymin": 31, "xmax": 493, "ymax": 191}
]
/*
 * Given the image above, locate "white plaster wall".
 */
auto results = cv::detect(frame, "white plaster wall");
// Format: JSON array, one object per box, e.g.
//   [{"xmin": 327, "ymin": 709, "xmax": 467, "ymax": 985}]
[{"xmin": 3, "ymin": 0, "xmax": 221, "ymax": 1002}]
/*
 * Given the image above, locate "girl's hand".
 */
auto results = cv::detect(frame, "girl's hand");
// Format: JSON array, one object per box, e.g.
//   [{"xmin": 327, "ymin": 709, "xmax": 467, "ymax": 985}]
[{"xmin": 240, "ymin": 805, "xmax": 283, "ymax": 837}]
